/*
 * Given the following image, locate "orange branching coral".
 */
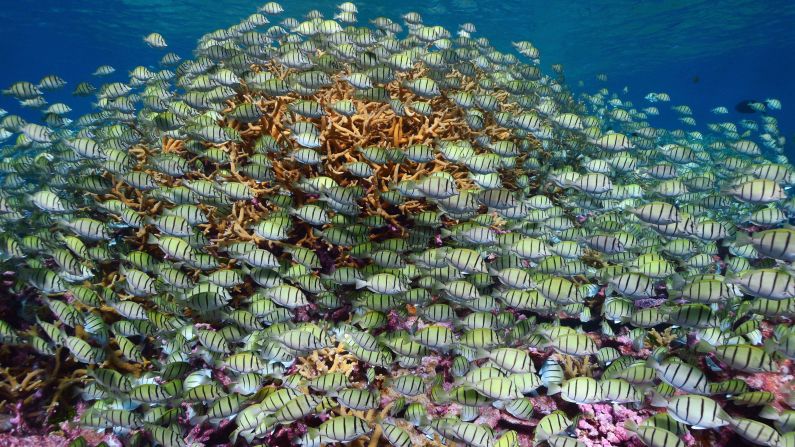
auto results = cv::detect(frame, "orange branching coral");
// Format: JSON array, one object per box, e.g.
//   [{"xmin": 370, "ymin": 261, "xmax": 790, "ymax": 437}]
[
  {"xmin": 107, "ymin": 62, "xmax": 544, "ymax": 262},
  {"xmin": 581, "ymin": 248, "xmax": 608, "ymax": 269},
  {"xmin": 0, "ymin": 344, "xmax": 87, "ymax": 426},
  {"xmin": 560, "ymin": 354, "xmax": 596, "ymax": 378},
  {"xmin": 647, "ymin": 327, "xmax": 677, "ymax": 348},
  {"xmin": 294, "ymin": 343, "xmax": 359, "ymax": 380},
  {"xmin": 161, "ymin": 136, "xmax": 184, "ymax": 153}
]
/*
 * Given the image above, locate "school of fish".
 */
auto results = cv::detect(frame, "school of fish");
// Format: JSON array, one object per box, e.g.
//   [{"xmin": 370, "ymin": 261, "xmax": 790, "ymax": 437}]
[{"xmin": 0, "ymin": 2, "xmax": 793, "ymax": 446}]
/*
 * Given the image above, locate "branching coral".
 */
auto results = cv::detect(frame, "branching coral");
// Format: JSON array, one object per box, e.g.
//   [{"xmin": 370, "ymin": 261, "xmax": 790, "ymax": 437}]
[
  {"xmin": 647, "ymin": 328, "xmax": 677, "ymax": 349},
  {"xmin": 560, "ymin": 354, "xmax": 596, "ymax": 379},
  {"xmin": 0, "ymin": 343, "xmax": 87, "ymax": 433},
  {"xmin": 294, "ymin": 343, "xmax": 360, "ymax": 380}
]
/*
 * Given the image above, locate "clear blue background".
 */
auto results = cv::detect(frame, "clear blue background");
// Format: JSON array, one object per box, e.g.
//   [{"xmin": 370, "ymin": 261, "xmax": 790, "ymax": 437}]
[{"xmin": 1, "ymin": 0, "xmax": 793, "ymax": 154}]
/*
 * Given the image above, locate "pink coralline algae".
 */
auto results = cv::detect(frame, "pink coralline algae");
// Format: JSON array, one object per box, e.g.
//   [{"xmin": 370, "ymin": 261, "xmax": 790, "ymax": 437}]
[
  {"xmin": 0, "ymin": 434, "xmax": 99, "ymax": 447},
  {"xmin": 633, "ymin": 298, "xmax": 668, "ymax": 309},
  {"xmin": 262, "ymin": 421, "xmax": 309, "ymax": 447},
  {"xmin": 531, "ymin": 396, "xmax": 560, "ymax": 416},
  {"xmin": 386, "ymin": 309, "xmax": 411, "ymax": 331},
  {"xmin": 577, "ymin": 403, "xmax": 654, "ymax": 447},
  {"xmin": 743, "ymin": 367, "xmax": 794, "ymax": 407},
  {"xmin": 473, "ymin": 404, "xmax": 536, "ymax": 446},
  {"xmin": 213, "ymin": 368, "xmax": 235, "ymax": 387},
  {"xmin": 186, "ymin": 418, "xmax": 234, "ymax": 445},
  {"xmin": 614, "ymin": 331, "xmax": 652, "ymax": 357},
  {"xmin": 293, "ymin": 303, "xmax": 316, "ymax": 322}
]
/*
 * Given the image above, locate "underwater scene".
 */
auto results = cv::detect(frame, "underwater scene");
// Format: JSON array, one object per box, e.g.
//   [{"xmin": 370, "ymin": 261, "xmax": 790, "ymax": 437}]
[{"xmin": 1, "ymin": 1, "xmax": 795, "ymax": 446}]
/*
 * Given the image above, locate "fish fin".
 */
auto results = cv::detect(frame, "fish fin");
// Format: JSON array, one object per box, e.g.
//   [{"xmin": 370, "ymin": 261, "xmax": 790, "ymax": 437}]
[
  {"xmin": 759, "ymin": 405, "xmax": 780, "ymax": 421},
  {"xmin": 705, "ymin": 356, "xmax": 723, "ymax": 372},
  {"xmin": 229, "ymin": 427, "xmax": 244, "ymax": 444},
  {"xmin": 579, "ymin": 284, "xmax": 600, "ymax": 298},
  {"xmin": 473, "ymin": 348, "xmax": 491, "ymax": 360},
  {"xmin": 737, "ymin": 301, "xmax": 752, "ymax": 316},
  {"xmin": 299, "ymin": 427, "xmax": 319, "ymax": 445},
  {"xmin": 190, "ymin": 415, "xmax": 208, "ymax": 426},
  {"xmin": 546, "ymin": 383, "xmax": 561, "ymax": 395},
  {"xmin": 780, "ymin": 263, "xmax": 795, "ymax": 276},
  {"xmin": 417, "ymin": 414, "xmax": 431, "ymax": 427},
  {"xmin": 667, "ymin": 273, "xmax": 686, "ymax": 291},
  {"xmin": 408, "ymin": 318, "xmax": 419, "ymax": 336},
  {"xmin": 430, "ymin": 384, "xmax": 449, "ymax": 404},
  {"xmin": 649, "ymin": 390, "xmax": 668, "ymax": 407},
  {"xmin": 763, "ymin": 338, "xmax": 780, "ymax": 356},
  {"xmin": 786, "ymin": 390, "xmax": 795, "ymax": 409},
  {"xmin": 733, "ymin": 231, "xmax": 753, "ymax": 247},
  {"xmin": 720, "ymin": 411, "xmax": 736, "ymax": 426},
  {"xmin": 623, "ymin": 420, "xmax": 638, "ymax": 433},
  {"xmin": 695, "ymin": 341, "xmax": 716, "ymax": 353}
]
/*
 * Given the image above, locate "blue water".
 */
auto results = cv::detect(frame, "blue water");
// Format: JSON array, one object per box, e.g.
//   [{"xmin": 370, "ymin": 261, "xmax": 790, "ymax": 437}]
[{"xmin": 2, "ymin": 0, "xmax": 794, "ymax": 153}]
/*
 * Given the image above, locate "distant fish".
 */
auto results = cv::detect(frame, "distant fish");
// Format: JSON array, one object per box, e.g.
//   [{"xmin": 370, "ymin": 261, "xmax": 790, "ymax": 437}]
[
  {"xmin": 37, "ymin": 75, "xmax": 67, "ymax": 91},
  {"xmin": 766, "ymin": 98, "xmax": 782, "ymax": 110},
  {"xmin": 144, "ymin": 33, "xmax": 167, "ymax": 48},
  {"xmin": 92, "ymin": 65, "xmax": 115, "ymax": 76},
  {"xmin": 645, "ymin": 92, "xmax": 671, "ymax": 102}
]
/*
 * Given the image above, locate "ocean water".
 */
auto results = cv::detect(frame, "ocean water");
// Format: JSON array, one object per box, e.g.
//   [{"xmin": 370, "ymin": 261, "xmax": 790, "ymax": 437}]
[{"xmin": 1, "ymin": 0, "xmax": 794, "ymax": 152}]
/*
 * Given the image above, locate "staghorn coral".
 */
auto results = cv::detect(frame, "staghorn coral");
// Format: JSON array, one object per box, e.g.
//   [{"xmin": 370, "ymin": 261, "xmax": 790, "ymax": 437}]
[
  {"xmin": 646, "ymin": 327, "xmax": 677, "ymax": 349},
  {"xmin": 294, "ymin": 342, "xmax": 360, "ymax": 380},
  {"xmin": 560, "ymin": 354, "xmax": 596, "ymax": 378}
]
